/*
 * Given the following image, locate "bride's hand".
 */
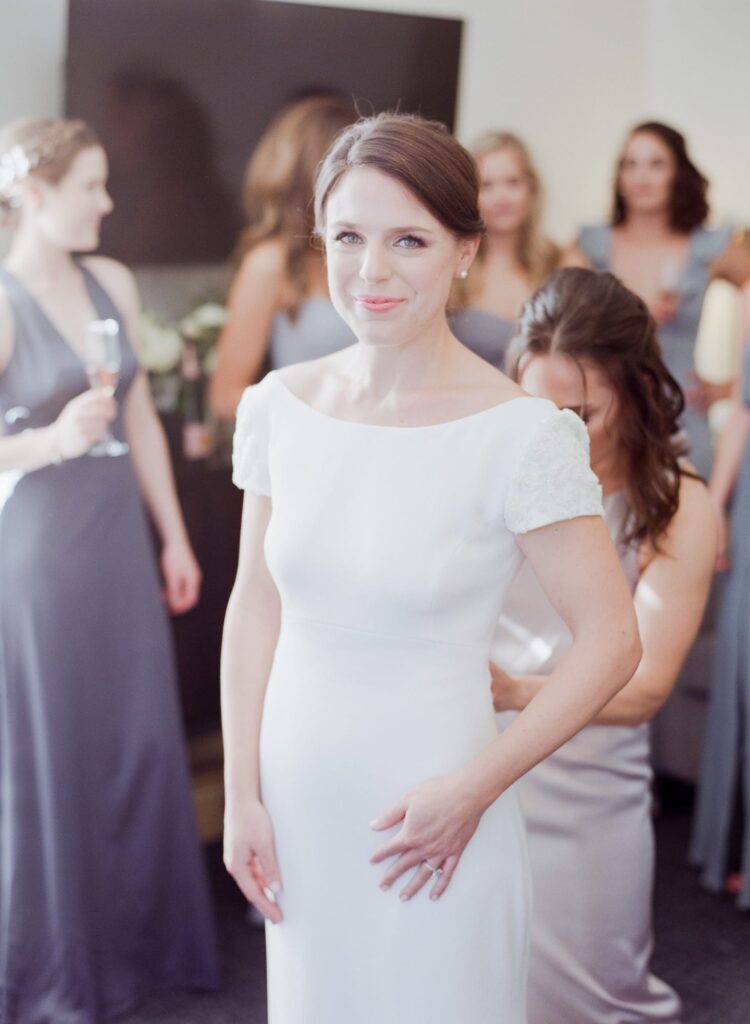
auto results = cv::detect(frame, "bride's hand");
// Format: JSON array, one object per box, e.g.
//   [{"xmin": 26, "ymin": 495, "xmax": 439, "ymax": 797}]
[
  {"xmin": 224, "ymin": 799, "xmax": 284, "ymax": 923},
  {"xmin": 369, "ymin": 776, "xmax": 484, "ymax": 901}
]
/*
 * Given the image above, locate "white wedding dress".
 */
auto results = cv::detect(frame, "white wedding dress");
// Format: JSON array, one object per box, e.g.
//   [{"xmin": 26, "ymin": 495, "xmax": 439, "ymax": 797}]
[{"xmin": 233, "ymin": 370, "xmax": 603, "ymax": 1024}]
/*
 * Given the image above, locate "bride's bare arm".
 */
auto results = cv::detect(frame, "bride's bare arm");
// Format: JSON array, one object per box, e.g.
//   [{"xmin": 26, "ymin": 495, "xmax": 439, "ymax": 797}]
[{"xmin": 221, "ymin": 492, "xmax": 284, "ymax": 922}]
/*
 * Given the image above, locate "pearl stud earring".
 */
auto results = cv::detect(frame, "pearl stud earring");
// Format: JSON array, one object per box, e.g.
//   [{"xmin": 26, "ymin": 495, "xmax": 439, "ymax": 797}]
[{"xmin": 459, "ymin": 270, "xmax": 469, "ymax": 279}]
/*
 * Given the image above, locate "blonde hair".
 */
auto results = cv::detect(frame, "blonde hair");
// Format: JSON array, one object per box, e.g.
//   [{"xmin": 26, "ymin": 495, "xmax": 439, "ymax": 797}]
[
  {"xmin": 457, "ymin": 131, "xmax": 559, "ymax": 306},
  {"xmin": 0, "ymin": 117, "xmax": 101, "ymax": 218},
  {"xmin": 237, "ymin": 95, "xmax": 355, "ymax": 312}
]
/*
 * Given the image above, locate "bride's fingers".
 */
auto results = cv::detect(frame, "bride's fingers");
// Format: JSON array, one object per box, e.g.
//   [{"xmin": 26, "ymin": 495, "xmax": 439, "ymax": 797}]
[
  {"xmin": 398, "ymin": 859, "xmax": 441, "ymax": 901},
  {"xmin": 236, "ymin": 861, "xmax": 283, "ymax": 923},
  {"xmin": 378, "ymin": 849, "xmax": 425, "ymax": 890},
  {"xmin": 429, "ymin": 853, "xmax": 459, "ymax": 900}
]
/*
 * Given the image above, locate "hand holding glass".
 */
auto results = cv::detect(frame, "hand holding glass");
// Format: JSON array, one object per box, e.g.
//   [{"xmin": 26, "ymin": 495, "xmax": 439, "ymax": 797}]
[{"xmin": 83, "ymin": 319, "xmax": 129, "ymax": 457}]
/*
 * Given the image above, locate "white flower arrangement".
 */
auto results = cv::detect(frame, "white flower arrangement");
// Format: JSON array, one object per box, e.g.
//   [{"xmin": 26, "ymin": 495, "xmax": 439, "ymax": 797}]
[
  {"xmin": 141, "ymin": 299, "xmax": 226, "ymax": 412},
  {"xmin": 179, "ymin": 301, "xmax": 227, "ymax": 339},
  {"xmin": 140, "ymin": 311, "xmax": 184, "ymax": 374}
]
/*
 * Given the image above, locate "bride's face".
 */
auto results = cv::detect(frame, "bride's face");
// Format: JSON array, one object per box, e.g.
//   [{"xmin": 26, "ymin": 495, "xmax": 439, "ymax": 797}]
[
  {"xmin": 519, "ymin": 352, "xmax": 621, "ymax": 479},
  {"xmin": 323, "ymin": 166, "xmax": 477, "ymax": 348}
]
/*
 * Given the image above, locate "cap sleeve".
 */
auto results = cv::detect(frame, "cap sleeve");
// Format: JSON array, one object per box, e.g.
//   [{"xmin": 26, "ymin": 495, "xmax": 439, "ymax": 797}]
[
  {"xmin": 232, "ymin": 382, "xmax": 271, "ymax": 495},
  {"xmin": 504, "ymin": 409, "xmax": 603, "ymax": 535}
]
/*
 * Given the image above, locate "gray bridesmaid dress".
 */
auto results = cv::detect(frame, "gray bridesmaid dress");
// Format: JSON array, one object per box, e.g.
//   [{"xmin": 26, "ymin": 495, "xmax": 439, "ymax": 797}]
[
  {"xmin": 0, "ymin": 264, "xmax": 220, "ymax": 1022},
  {"xmin": 689, "ymin": 341, "xmax": 750, "ymax": 908},
  {"xmin": 267, "ymin": 297, "xmax": 355, "ymax": 369},
  {"xmin": 579, "ymin": 224, "xmax": 733, "ymax": 478},
  {"xmin": 493, "ymin": 492, "xmax": 682, "ymax": 1023},
  {"xmin": 450, "ymin": 307, "xmax": 517, "ymax": 370}
]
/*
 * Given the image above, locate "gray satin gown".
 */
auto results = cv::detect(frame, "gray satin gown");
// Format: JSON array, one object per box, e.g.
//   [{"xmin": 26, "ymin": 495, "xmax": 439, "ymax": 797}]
[
  {"xmin": 493, "ymin": 493, "xmax": 682, "ymax": 1023},
  {"xmin": 0, "ymin": 264, "xmax": 220, "ymax": 1022},
  {"xmin": 267, "ymin": 297, "xmax": 356, "ymax": 369},
  {"xmin": 450, "ymin": 307, "xmax": 517, "ymax": 370},
  {"xmin": 579, "ymin": 224, "xmax": 732, "ymax": 478},
  {"xmin": 689, "ymin": 342, "xmax": 750, "ymax": 908}
]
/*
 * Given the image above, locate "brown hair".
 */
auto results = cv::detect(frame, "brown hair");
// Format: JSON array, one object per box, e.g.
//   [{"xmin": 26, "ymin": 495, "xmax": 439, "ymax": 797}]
[
  {"xmin": 314, "ymin": 112, "xmax": 484, "ymax": 239},
  {"xmin": 507, "ymin": 267, "xmax": 690, "ymax": 550},
  {"xmin": 237, "ymin": 94, "xmax": 355, "ymax": 311},
  {"xmin": 0, "ymin": 117, "xmax": 101, "ymax": 217},
  {"xmin": 458, "ymin": 131, "xmax": 559, "ymax": 305},
  {"xmin": 612, "ymin": 121, "xmax": 709, "ymax": 233}
]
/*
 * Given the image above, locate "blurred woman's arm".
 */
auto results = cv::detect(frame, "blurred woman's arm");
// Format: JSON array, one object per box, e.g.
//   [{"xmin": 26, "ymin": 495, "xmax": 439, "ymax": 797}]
[
  {"xmin": 707, "ymin": 365, "xmax": 750, "ymax": 561},
  {"xmin": 209, "ymin": 240, "xmax": 287, "ymax": 421},
  {"xmin": 90, "ymin": 256, "xmax": 201, "ymax": 614}
]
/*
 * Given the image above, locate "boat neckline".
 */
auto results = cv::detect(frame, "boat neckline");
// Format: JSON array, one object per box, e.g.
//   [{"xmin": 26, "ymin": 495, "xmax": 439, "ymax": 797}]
[{"xmin": 271, "ymin": 370, "xmax": 542, "ymax": 431}]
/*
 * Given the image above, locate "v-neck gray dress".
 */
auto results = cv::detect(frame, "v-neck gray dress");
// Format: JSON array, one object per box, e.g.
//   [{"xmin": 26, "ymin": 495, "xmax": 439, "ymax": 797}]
[
  {"xmin": 0, "ymin": 263, "xmax": 220, "ymax": 1023},
  {"xmin": 578, "ymin": 224, "xmax": 733, "ymax": 478}
]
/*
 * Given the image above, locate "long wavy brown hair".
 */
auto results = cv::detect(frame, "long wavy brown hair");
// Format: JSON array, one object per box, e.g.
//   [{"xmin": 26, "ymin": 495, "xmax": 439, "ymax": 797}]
[
  {"xmin": 237, "ymin": 94, "xmax": 355, "ymax": 313},
  {"xmin": 507, "ymin": 267, "xmax": 691, "ymax": 550},
  {"xmin": 454, "ymin": 132, "xmax": 559, "ymax": 308},
  {"xmin": 612, "ymin": 121, "xmax": 709, "ymax": 233}
]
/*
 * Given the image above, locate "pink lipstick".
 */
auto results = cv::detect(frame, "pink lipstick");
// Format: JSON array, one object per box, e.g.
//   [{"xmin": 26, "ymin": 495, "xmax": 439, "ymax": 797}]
[{"xmin": 356, "ymin": 296, "xmax": 405, "ymax": 313}]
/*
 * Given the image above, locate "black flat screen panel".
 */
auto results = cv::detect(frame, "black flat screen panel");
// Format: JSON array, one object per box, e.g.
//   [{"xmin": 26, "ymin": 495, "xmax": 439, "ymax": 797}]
[{"xmin": 65, "ymin": 0, "xmax": 463, "ymax": 264}]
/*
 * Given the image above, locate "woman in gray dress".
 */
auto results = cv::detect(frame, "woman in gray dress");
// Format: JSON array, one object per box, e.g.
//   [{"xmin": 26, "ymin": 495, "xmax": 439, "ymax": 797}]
[
  {"xmin": 209, "ymin": 95, "xmax": 356, "ymax": 421},
  {"xmin": 0, "ymin": 118, "xmax": 220, "ymax": 1021},
  {"xmin": 451, "ymin": 132, "xmax": 559, "ymax": 368},
  {"xmin": 565, "ymin": 121, "xmax": 750, "ymax": 478},
  {"xmin": 492, "ymin": 268, "xmax": 717, "ymax": 1023},
  {"xmin": 690, "ymin": 338, "xmax": 750, "ymax": 907}
]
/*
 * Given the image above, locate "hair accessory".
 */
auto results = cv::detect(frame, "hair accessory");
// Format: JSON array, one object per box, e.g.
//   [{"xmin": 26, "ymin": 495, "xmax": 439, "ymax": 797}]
[{"xmin": 0, "ymin": 145, "xmax": 37, "ymax": 206}]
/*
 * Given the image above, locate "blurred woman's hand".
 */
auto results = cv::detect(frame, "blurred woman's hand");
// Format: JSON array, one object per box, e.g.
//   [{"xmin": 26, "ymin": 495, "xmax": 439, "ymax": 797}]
[
  {"xmin": 50, "ymin": 389, "xmax": 116, "ymax": 460},
  {"xmin": 161, "ymin": 538, "xmax": 202, "ymax": 614},
  {"xmin": 684, "ymin": 373, "xmax": 733, "ymax": 416}
]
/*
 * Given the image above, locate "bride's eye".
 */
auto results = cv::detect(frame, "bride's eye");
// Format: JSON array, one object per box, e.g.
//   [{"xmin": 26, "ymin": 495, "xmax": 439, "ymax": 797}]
[
  {"xmin": 395, "ymin": 235, "xmax": 426, "ymax": 249},
  {"xmin": 334, "ymin": 231, "xmax": 361, "ymax": 245}
]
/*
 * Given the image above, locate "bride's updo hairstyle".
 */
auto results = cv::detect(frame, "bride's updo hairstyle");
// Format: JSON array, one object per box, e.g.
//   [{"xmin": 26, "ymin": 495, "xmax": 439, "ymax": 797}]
[
  {"xmin": 313, "ymin": 112, "xmax": 485, "ymax": 240},
  {"xmin": 0, "ymin": 117, "xmax": 101, "ymax": 220},
  {"xmin": 507, "ymin": 267, "xmax": 689, "ymax": 550}
]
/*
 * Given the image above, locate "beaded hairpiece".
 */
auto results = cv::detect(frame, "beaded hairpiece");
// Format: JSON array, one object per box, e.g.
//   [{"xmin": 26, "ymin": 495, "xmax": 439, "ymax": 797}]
[{"xmin": 0, "ymin": 145, "xmax": 38, "ymax": 207}]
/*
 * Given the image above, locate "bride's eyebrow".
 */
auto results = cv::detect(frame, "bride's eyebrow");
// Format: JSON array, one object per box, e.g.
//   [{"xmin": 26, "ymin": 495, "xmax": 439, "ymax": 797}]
[{"xmin": 329, "ymin": 221, "xmax": 436, "ymax": 235}]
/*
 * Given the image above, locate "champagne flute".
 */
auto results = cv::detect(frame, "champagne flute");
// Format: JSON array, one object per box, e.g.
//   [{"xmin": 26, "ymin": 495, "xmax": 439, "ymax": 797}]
[
  {"xmin": 659, "ymin": 256, "xmax": 682, "ymax": 305},
  {"xmin": 83, "ymin": 318, "xmax": 129, "ymax": 457}
]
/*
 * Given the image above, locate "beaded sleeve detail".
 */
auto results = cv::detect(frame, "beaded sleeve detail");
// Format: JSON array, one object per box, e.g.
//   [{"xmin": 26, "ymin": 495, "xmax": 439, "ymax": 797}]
[{"xmin": 504, "ymin": 409, "xmax": 603, "ymax": 535}]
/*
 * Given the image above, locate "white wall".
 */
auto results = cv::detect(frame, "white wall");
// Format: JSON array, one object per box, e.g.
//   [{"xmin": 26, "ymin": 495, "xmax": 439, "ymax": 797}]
[
  {"xmin": 646, "ymin": 0, "xmax": 750, "ymax": 227},
  {"xmin": 0, "ymin": 0, "xmax": 66, "ymax": 121},
  {"xmin": 0, "ymin": 0, "xmax": 747, "ymax": 253}
]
